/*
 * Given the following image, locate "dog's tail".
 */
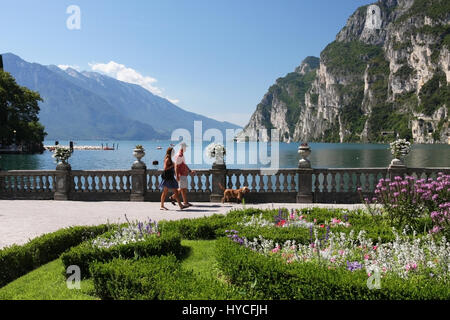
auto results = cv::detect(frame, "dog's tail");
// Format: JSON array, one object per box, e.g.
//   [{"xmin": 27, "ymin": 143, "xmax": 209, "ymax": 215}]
[{"xmin": 218, "ymin": 183, "xmax": 225, "ymax": 191}]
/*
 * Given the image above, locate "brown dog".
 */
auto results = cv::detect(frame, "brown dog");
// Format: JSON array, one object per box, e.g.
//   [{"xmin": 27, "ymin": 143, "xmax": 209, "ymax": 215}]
[{"xmin": 219, "ymin": 183, "xmax": 250, "ymax": 203}]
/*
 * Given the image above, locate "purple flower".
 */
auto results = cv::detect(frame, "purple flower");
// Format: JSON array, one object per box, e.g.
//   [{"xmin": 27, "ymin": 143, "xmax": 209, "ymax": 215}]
[{"xmin": 347, "ymin": 261, "xmax": 363, "ymax": 272}]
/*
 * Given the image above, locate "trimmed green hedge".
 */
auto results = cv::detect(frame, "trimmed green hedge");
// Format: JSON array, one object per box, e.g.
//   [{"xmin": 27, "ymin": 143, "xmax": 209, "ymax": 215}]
[
  {"xmin": 61, "ymin": 231, "xmax": 183, "ymax": 277},
  {"xmin": 215, "ymin": 238, "xmax": 450, "ymax": 300},
  {"xmin": 0, "ymin": 225, "xmax": 111, "ymax": 288},
  {"xmin": 90, "ymin": 255, "xmax": 245, "ymax": 300}
]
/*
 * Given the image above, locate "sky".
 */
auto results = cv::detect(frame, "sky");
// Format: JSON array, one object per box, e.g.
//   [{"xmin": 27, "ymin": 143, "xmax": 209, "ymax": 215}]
[{"xmin": 0, "ymin": 0, "xmax": 371, "ymax": 126}]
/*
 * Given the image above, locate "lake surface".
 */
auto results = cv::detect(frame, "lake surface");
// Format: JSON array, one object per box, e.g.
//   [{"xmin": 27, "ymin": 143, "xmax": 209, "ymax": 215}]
[{"xmin": 0, "ymin": 140, "xmax": 449, "ymax": 171}]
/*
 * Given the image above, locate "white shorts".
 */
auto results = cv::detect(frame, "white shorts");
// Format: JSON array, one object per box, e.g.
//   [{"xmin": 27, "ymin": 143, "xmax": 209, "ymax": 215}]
[{"xmin": 179, "ymin": 175, "xmax": 188, "ymax": 189}]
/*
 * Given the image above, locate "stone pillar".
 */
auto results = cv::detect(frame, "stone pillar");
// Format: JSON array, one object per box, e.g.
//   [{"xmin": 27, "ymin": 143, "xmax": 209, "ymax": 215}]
[
  {"xmin": 130, "ymin": 160, "xmax": 147, "ymax": 202},
  {"xmin": 388, "ymin": 161, "xmax": 407, "ymax": 181},
  {"xmin": 210, "ymin": 163, "xmax": 226, "ymax": 202},
  {"xmin": 297, "ymin": 144, "xmax": 313, "ymax": 203},
  {"xmin": 54, "ymin": 162, "xmax": 71, "ymax": 201}
]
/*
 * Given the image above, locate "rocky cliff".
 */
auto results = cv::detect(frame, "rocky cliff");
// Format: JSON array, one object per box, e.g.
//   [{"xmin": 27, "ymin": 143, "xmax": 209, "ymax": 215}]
[{"xmin": 239, "ymin": 0, "xmax": 449, "ymax": 143}]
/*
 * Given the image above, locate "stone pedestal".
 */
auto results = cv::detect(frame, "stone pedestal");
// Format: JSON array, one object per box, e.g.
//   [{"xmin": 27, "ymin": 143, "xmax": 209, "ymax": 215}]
[
  {"xmin": 388, "ymin": 161, "xmax": 407, "ymax": 181},
  {"xmin": 210, "ymin": 163, "xmax": 226, "ymax": 202},
  {"xmin": 54, "ymin": 162, "xmax": 71, "ymax": 201},
  {"xmin": 297, "ymin": 168, "xmax": 313, "ymax": 203},
  {"xmin": 297, "ymin": 145, "xmax": 313, "ymax": 203},
  {"xmin": 130, "ymin": 160, "xmax": 147, "ymax": 202}
]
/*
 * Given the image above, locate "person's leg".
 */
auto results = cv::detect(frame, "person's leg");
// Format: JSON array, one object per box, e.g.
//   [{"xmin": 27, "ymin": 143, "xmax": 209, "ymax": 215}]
[
  {"xmin": 172, "ymin": 189, "xmax": 186, "ymax": 209},
  {"xmin": 181, "ymin": 188, "xmax": 188, "ymax": 205},
  {"xmin": 160, "ymin": 187, "xmax": 169, "ymax": 210}
]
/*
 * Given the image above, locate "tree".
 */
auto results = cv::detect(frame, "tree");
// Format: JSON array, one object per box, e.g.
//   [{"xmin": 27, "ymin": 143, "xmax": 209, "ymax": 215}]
[{"xmin": 0, "ymin": 70, "xmax": 47, "ymax": 152}]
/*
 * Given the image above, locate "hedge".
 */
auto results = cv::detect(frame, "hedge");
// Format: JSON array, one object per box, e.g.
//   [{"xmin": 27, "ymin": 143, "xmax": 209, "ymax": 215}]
[
  {"xmin": 61, "ymin": 231, "xmax": 183, "ymax": 277},
  {"xmin": 159, "ymin": 213, "xmax": 244, "ymax": 240},
  {"xmin": 215, "ymin": 237, "xmax": 450, "ymax": 300},
  {"xmin": 90, "ymin": 255, "xmax": 246, "ymax": 300},
  {"xmin": 0, "ymin": 224, "xmax": 112, "ymax": 288}
]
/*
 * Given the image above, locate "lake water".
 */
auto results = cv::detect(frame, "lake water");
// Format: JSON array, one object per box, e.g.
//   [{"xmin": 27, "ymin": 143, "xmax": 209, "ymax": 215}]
[{"xmin": 0, "ymin": 140, "xmax": 449, "ymax": 170}]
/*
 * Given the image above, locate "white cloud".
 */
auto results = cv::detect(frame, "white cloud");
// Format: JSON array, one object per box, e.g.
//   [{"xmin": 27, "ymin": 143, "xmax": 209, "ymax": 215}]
[
  {"xmin": 58, "ymin": 64, "xmax": 81, "ymax": 71},
  {"xmin": 89, "ymin": 61, "xmax": 169, "ymax": 97}
]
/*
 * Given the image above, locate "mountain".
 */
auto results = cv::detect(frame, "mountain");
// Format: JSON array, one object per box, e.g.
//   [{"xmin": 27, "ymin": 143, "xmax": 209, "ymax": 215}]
[
  {"xmin": 239, "ymin": 0, "xmax": 449, "ymax": 144},
  {"xmin": 2, "ymin": 53, "xmax": 240, "ymax": 140}
]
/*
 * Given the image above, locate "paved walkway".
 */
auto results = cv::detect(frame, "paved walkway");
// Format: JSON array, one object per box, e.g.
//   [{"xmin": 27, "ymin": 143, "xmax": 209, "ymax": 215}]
[{"xmin": 0, "ymin": 200, "xmax": 366, "ymax": 248}]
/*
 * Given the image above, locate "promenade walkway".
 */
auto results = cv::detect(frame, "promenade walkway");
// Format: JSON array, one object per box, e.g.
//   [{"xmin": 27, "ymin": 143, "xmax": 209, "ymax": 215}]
[{"xmin": 0, "ymin": 200, "xmax": 366, "ymax": 248}]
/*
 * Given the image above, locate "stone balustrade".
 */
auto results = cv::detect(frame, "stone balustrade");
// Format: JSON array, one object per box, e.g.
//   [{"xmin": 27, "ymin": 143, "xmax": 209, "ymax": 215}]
[{"xmin": 0, "ymin": 145, "xmax": 449, "ymax": 203}]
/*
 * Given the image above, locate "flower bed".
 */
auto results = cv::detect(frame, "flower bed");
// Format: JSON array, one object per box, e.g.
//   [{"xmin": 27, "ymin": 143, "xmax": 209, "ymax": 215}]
[
  {"xmin": 215, "ymin": 236, "xmax": 450, "ymax": 300},
  {"xmin": 61, "ymin": 219, "xmax": 183, "ymax": 277},
  {"xmin": 215, "ymin": 207, "xmax": 450, "ymax": 299}
]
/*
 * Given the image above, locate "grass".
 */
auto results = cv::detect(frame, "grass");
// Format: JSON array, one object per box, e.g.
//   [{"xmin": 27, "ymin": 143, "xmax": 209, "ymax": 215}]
[
  {"xmin": 0, "ymin": 259, "xmax": 97, "ymax": 300},
  {"xmin": 0, "ymin": 240, "xmax": 219, "ymax": 300},
  {"xmin": 180, "ymin": 239, "xmax": 218, "ymax": 280}
]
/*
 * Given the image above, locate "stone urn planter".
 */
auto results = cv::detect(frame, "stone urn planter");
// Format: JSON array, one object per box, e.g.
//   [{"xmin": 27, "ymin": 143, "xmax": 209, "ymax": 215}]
[
  {"xmin": 132, "ymin": 146, "xmax": 146, "ymax": 169},
  {"xmin": 389, "ymin": 139, "xmax": 410, "ymax": 168},
  {"xmin": 133, "ymin": 148, "xmax": 145, "ymax": 162},
  {"xmin": 298, "ymin": 143, "xmax": 311, "ymax": 168}
]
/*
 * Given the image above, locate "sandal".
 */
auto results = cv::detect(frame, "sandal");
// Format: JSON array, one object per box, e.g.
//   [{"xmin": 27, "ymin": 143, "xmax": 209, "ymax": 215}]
[
  {"xmin": 160, "ymin": 206, "xmax": 168, "ymax": 211},
  {"xmin": 168, "ymin": 195, "xmax": 176, "ymax": 206},
  {"xmin": 179, "ymin": 204, "xmax": 189, "ymax": 210}
]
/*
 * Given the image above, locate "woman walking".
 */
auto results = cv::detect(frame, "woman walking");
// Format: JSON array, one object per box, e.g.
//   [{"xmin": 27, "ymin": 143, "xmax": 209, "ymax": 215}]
[
  {"xmin": 160, "ymin": 147, "xmax": 187, "ymax": 210},
  {"xmin": 169, "ymin": 142, "xmax": 195, "ymax": 207}
]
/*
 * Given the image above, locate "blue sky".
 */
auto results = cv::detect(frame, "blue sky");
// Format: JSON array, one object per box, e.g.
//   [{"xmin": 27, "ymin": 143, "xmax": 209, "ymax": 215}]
[{"xmin": 0, "ymin": 0, "xmax": 371, "ymax": 126}]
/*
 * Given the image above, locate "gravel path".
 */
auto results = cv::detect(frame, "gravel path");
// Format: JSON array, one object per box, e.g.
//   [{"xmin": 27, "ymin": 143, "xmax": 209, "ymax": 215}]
[{"xmin": 0, "ymin": 200, "xmax": 366, "ymax": 248}]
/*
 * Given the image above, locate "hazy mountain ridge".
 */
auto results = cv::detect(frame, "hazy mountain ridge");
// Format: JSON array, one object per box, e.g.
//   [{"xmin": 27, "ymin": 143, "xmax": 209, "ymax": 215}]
[
  {"xmin": 239, "ymin": 0, "xmax": 449, "ymax": 143},
  {"xmin": 2, "ymin": 53, "xmax": 240, "ymax": 140}
]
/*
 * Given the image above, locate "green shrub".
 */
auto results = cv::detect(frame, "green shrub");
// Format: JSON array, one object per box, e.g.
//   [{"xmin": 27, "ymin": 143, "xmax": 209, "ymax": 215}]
[
  {"xmin": 215, "ymin": 238, "xmax": 450, "ymax": 300},
  {"xmin": 159, "ymin": 213, "xmax": 244, "ymax": 240},
  {"xmin": 0, "ymin": 225, "xmax": 111, "ymax": 288},
  {"xmin": 61, "ymin": 231, "xmax": 183, "ymax": 277},
  {"xmin": 90, "ymin": 255, "xmax": 245, "ymax": 300}
]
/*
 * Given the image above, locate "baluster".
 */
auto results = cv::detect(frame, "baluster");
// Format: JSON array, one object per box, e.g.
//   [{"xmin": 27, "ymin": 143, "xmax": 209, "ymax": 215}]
[
  {"xmin": 339, "ymin": 172, "xmax": 345, "ymax": 192},
  {"xmin": 356, "ymin": 173, "xmax": 362, "ymax": 191},
  {"xmin": 34, "ymin": 175, "xmax": 39, "ymax": 191},
  {"xmin": 364, "ymin": 173, "xmax": 370, "ymax": 192},
  {"xmin": 104, "ymin": 174, "xmax": 111, "ymax": 191},
  {"xmin": 146, "ymin": 173, "xmax": 153, "ymax": 192},
  {"xmin": 227, "ymin": 174, "xmax": 233, "ymax": 189},
  {"xmin": 97, "ymin": 174, "xmax": 103, "ymax": 192},
  {"xmin": 195, "ymin": 173, "xmax": 201, "ymax": 191},
  {"xmin": 76, "ymin": 175, "xmax": 82, "ymax": 192},
  {"xmin": 28, "ymin": 175, "xmax": 33, "ymax": 191},
  {"xmin": 258, "ymin": 174, "xmax": 265, "ymax": 192},
  {"xmin": 275, "ymin": 173, "xmax": 281, "ymax": 192},
  {"xmin": 313, "ymin": 173, "xmax": 320, "ymax": 193},
  {"xmin": 323, "ymin": 172, "xmax": 329, "ymax": 192},
  {"xmin": 118, "ymin": 174, "xmax": 124, "ymax": 192},
  {"xmin": 235, "ymin": 174, "xmax": 241, "ymax": 189},
  {"xmin": 243, "ymin": 173, "xmax": 249, "ymax": 188},
  {"xmin": 45, "ymin": 175, "xmax": 51, "ymax": 192},
  {"xmin": 331, "ymin": 171, "xmax": 337, "ymax": 193},
  {"xmin": 251, "ymin": 173, "xmax": 257, "ymax": 192},
  {"xmin": 190, "ymin": 174, "xmax": 196, "ymax": 191},
  {"xmin": 111, "ymin": 174, "xmax": 117, "ymax": 192},
  {"xmin": 205, "ymin": 173, "xmax": 211, "ymax": 192},
  {"xmin": 267, "ymin": 174, "xmax": 273, "ymax": 192},
  {"xmin": 290, "ymin": 172, "xmax": 296, "ymax": 192},
  {"xmin": 282, "ymin": 173, "xmax": 288, "ymax": 192},
  {"xmin": 348, "ymin": 172, "xmax": 354, "ymax": 192}
]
